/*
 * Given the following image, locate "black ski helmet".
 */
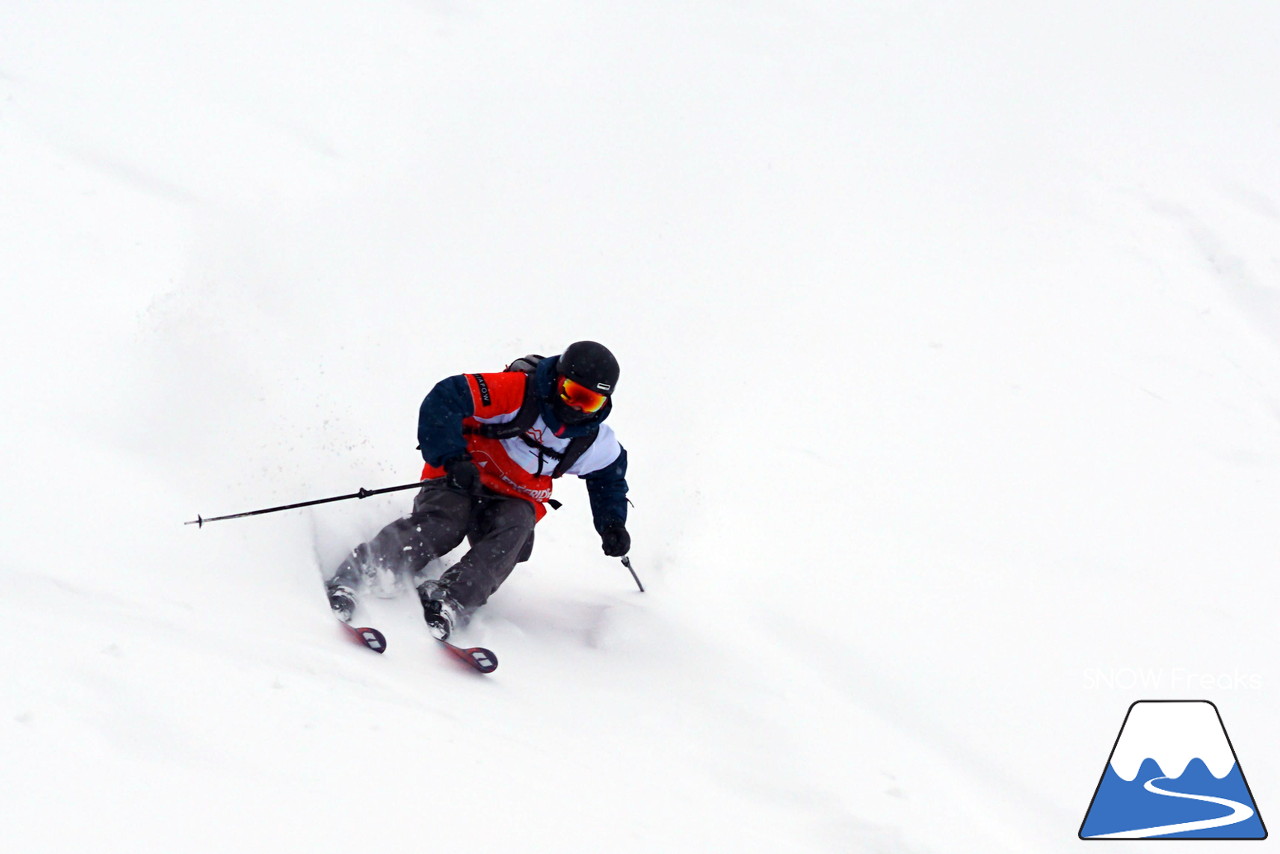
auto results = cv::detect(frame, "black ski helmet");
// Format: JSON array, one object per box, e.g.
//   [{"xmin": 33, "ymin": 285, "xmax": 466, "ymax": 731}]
[{"xmin": 558, "ymin": 341, "xmax": 619, "ymax": 395}]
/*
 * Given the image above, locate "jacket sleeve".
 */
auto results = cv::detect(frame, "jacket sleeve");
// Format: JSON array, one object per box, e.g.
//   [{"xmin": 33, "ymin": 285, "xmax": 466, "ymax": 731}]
[
  {"xmin": 583, "ymin": 447, "xmax": 628, "ymax": 534},
  {"xmin": 417, "ymin": 375, "xmax": 474, "ymax": 466}
]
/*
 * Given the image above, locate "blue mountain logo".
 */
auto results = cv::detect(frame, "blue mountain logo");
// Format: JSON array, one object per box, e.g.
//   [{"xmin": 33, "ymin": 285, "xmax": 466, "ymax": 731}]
[{"xmin": 1081, "ymin": 700, "xmax": 1266, "ymax": 839}]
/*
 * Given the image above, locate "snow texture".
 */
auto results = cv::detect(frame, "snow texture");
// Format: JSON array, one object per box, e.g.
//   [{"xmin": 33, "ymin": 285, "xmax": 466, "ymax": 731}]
[{"xmin": 1, "ymin": 2, "xmax": 1279, "ymax": 853}]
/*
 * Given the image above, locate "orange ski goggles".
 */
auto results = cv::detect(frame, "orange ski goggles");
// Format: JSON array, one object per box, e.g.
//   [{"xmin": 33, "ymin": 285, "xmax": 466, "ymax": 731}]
[{"xmin": 557, "ymin": 375, "xmax": 609, "ymax": 413}]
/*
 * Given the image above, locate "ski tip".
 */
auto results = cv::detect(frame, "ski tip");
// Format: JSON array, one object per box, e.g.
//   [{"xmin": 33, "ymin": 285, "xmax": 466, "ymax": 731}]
[
  {"xmin": 357, "ymin": 627, "xmax": 388, "ymax": 653},
  {"xmin": 339, "ymin": 620, "xmax": 387, "ymax": 653},
  {"xmin": 465, "ymin": 646, "xmax": 498, "ymax": 673},
  {"xmin": 440, "ymin": 640, "xmax": 498, "ymax": 674}
]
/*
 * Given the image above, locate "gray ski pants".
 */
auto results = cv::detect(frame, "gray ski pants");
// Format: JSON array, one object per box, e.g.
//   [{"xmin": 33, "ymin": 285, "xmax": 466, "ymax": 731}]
[{"xmin": 331, "ymin": 483, "xmax": 536, "ymax": 614}]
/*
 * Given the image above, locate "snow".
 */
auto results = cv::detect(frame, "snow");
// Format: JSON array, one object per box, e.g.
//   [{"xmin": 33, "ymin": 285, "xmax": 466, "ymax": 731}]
[{"xmin": 2, "ymin": 2, "xmax": 1278, "ymax": 852}]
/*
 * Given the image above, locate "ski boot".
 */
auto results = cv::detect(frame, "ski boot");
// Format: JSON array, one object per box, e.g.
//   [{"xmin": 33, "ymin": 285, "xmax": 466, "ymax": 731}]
[
  {"xmin": 418, "ymin": 579, "xmax": 464, "ymax": 641},
  {"xmin": 326, "ymin": 581, "xmax": 357, "ymax": 623}
]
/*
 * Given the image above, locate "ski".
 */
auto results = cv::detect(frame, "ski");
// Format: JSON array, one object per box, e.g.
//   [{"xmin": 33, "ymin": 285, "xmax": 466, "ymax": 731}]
[
  {"xmin": 323, "ymin": 579, "xmax": 386, "ymax": 653},
  {"xmin": 339, "ymin": 619, "xmax": 387, "ymax": 653},
  {"xmin": 436, "ymin": 638, "xmax": 498, "ymax": 673}
]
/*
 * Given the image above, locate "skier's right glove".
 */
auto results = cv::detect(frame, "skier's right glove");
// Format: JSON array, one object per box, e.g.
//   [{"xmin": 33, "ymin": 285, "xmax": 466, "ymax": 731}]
[
  {"xmin": 444, "ymin": 456, "xmax": 480, "ymax": 494},
  {"xmin": 600, "ymin": 522, "xmax": 631, "ymax": 557}
]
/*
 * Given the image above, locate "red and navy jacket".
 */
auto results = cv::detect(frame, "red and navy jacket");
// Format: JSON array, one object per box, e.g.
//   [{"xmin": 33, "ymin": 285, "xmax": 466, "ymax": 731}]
[{"xmin": 417, "ymin": 356, "xmax": 628, "ymax": 528}]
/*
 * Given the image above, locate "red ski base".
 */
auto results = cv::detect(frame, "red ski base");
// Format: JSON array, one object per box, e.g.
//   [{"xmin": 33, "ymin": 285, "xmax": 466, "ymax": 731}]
[
  {"xmin": 339, "ymin": 621, "xmax": 387, "ymax": 653},
  {"xmin": 438, "ymin": 639, "xmax": 498, "ymax": 673}
]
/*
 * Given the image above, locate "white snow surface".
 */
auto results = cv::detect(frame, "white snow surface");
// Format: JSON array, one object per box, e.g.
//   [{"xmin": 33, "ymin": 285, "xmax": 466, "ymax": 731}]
[{"xmin": 2, "ymin": 2, "xmax": 1279, "ymax": 852}]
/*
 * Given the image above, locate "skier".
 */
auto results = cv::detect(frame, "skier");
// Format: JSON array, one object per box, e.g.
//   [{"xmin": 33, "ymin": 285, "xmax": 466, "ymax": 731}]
[{"xmin": 325, "ymin": 341, "xmax": 630, "ymax": 640}]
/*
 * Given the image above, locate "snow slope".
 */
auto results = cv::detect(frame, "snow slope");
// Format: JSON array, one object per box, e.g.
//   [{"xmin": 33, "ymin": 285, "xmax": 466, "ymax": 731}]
[{"xmin": 2, "ymin": 2, "xmax": 1278, "ymax": 852}]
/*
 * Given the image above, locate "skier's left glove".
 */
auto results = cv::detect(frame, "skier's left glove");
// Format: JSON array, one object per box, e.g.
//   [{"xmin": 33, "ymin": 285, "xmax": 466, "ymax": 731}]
[{"xmin": 600, "ymin": 522, "xmax": 630, "ymax": 557}]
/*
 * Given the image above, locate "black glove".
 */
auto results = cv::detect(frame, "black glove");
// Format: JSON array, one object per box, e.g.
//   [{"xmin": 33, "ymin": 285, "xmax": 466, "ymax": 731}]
[
  {"xmin": 600, "ymin": 522, "xmax": 630, "ymax": 557},
  {"xmin": 444, "ymin": 456, "xmax": 480, "ymax": 493}
]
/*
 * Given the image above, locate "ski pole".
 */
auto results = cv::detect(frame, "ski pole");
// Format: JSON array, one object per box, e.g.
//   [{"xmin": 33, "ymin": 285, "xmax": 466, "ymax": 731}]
[
  {"xmin": 621, "ymin": 556, "xmax": 645, "ymax": 592},
  {"xmin": 186, "ymin": 479, "xmax": 430, "ymax": 528}
]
